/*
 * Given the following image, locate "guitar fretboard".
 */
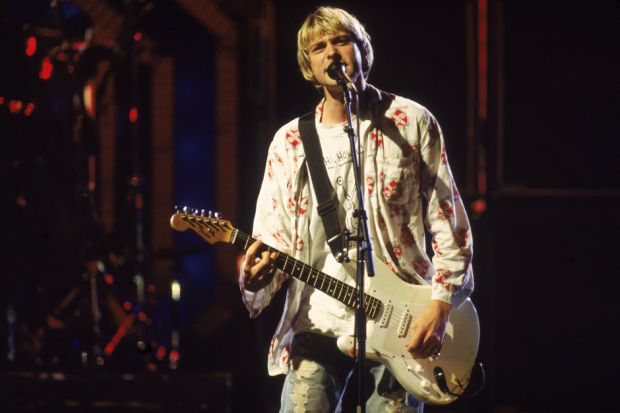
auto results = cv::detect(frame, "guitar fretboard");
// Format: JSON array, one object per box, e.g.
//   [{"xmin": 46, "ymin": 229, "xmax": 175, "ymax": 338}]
[{"xmin": 231, "ymin": 229, "xmax": 381, "ymax": 319}]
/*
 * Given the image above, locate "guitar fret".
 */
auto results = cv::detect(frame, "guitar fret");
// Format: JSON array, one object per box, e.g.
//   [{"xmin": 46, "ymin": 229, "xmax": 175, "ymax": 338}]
[
  {"xmin": 294, "ymin": 263, "xmax": 303, "ymax": 279},
  {"xmin": 345, "ymin": 286, "xmax": 353, "ymax": 305},
  {"xmin": 308, "ymin": 269, "xmax": 317, "ymax": 286},
  {"xmin": 366, "ymin": 297, "xmax": 374, "ymax": 317},
  {"xmin": 333, "ymin": 281, "xmax": 339, "ymax": 296},
  {"xmin": 243, "ymin": 235, "xmax": 251, "ymax": 251}
]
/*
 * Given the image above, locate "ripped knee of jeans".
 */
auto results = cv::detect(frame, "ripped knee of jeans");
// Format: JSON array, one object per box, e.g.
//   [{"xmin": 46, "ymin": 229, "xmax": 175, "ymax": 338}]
[{"xmin": 287, "ymin": 359, "xmax": 333, "ymax": 412}]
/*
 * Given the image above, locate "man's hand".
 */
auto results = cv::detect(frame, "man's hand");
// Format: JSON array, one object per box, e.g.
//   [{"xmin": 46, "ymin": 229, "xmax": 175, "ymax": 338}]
[
  {"xmin": 242, "ymin": 240, "xmax": 278, "ymax": 292},
  {"xmin": 405, "ymin": 300, "xmax": 452, "ymax": 359}
]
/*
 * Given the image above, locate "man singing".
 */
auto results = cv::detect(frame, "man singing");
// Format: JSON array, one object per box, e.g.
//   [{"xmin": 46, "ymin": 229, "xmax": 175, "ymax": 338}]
[{"xmin": 239, "ymin": 6, "xmax": 474, "ymax": 412}]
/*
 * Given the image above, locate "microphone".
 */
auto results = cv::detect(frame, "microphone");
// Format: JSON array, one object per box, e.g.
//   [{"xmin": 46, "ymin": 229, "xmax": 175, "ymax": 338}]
[{"xmin": 327, "ymin": 62, "xmax": 357, "ymax": 93}]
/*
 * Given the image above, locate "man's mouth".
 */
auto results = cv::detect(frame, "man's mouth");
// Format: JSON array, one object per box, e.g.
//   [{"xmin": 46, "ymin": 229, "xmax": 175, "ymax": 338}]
[{"xmin": 326, "ymin": 63, "xmax": 347, "ymax": 72}]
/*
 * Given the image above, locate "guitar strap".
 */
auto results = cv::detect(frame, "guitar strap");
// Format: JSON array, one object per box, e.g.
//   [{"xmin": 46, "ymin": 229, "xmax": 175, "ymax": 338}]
[{"xmin": 298, "ymin": 111, "xmax": 344, "ymax": 261}]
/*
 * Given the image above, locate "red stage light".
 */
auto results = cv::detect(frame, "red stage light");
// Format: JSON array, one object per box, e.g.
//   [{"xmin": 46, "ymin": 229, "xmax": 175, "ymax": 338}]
[
  {"xmin": 471, "ymin": 199, "xmax": 487, "ymax": 214},
  {"xmin": 105, "ymin": 274, "xmax": 114, "ymax": 284},
  {"xmin": 9, "ymin": 100, "xmax": 23, "ymax": 113},
  {"xmin": 24, "ymin": 103, "xmax": 34, "ymax": 116},
  {"xmin": 40, "ymin": 57, "xmax": 52, "ymax": 79},
  {"xmin": 124, "ymin": 301, "xmax": 132, "ymax": 311},
  {"xmin": 129, "ymin": 107, "xmax": 138, "ymax": 122},
  {"xmin": 134, "ymin": 32, "xmax": 142, "ymax": 41},
  {"xmin": 26, "ymin": 37, "xmax": 36, "ymax": 56}
]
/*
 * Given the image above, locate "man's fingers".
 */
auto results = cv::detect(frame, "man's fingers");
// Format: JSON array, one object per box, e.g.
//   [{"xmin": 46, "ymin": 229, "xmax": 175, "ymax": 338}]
[
  {"xmin": 243, "ymin": 241, "xmax": 262, "ymax": 270},
  {"xmin": 247, "ymin": 239, "xmax": 263, "ymax": 256},
  {"xmin": 419, "ymin": 346, "xmax": 436, "ymax": 359},
  {"xmin": 242, "ymin": 243, "xmax": 278, "ymax": 292},
  {"xmin": 405, "ymin": 331, "xmax": 424, "ymax": 355},
  {"xmin": 406, "ymin": 328, "xmax": 441, "ymax": 358}
]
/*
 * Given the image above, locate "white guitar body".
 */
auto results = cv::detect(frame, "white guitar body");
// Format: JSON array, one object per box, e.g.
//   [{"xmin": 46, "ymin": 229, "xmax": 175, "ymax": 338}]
[{"xmin": 335, "ymin": 259, "xmax": 479, "ymax": 405}]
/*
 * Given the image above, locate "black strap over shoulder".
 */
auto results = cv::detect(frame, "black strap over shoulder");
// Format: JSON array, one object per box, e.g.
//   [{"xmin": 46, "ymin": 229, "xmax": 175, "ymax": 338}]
[{"xmin": 298, "ymin": 111, "xmax": 344, "ymax": 260}]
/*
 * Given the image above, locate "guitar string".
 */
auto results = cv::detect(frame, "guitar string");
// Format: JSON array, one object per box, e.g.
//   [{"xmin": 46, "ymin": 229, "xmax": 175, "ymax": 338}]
[
  {"xmin": 192, "ymin": 219, "xmax": 406, "ymax": 320},
  {"xmin": 233, "ymin": 230, "xmax": 420, "ymax": 321},
  {"xmin": 234, "ymin": 231, "xmax": 384, "ymax": 314},
  {"xmin": 192, "ymin": 217, "xmax": 410, "ymax": 321}
]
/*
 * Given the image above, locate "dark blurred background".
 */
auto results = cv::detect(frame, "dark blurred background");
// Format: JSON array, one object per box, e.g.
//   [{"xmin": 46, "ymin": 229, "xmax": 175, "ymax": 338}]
[{"xmin": 1, "ymin": 0, "xmax": 619, "ymax": 412}]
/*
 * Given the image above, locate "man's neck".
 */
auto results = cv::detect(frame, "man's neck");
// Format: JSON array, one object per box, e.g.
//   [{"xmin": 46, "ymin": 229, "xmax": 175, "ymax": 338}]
[{"xmin": 320, "ymin": 82, "xmax": 367, "ymax": 126}]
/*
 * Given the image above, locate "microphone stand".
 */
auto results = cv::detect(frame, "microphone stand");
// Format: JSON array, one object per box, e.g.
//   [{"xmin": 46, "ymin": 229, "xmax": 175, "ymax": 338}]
[{"xmin": 337, "ymin": 78, "xmax": 376, "ymax": 413}]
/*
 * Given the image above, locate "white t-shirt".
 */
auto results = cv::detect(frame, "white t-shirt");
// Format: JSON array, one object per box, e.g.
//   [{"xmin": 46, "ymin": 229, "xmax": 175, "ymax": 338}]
[{"xmin": 295, "ymin": 116, "xmax": 362, "ymax": 337}]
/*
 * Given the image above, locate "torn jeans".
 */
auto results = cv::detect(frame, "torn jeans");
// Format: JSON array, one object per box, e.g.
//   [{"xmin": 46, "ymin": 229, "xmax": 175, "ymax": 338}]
[{"xmin": 280, "ymin": 333, "xmax": 422, "ymax": 413}]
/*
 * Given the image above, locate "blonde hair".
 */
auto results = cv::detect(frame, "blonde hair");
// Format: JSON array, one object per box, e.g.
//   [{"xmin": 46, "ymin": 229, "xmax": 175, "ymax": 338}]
[{"xmin": 297, "ymin": 7, "xmax": 373, "ymax": 88}]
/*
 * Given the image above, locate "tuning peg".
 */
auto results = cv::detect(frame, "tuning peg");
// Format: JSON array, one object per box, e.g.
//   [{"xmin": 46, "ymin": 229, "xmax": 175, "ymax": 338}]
[
  {"xmin": 175, "ymin": 205, "xmax": 182, "ymax": 213},
  {"xmin": 214, "ymin": 212, "xmax": 221, "ymax": 219},
  {"xmin": 208, "ymin": 211, "xmax": 213, "ymax": 218},
  {"xmin": 194, "ymin": 209, "xmax": 200, "ymax": 215},
  {"xmin": 201, "ymin": 209, "xmax": 206, "ymax": 217},
  {"xmin": 183, "ymin": 206, "xmax": 189, "ymax": 213}
]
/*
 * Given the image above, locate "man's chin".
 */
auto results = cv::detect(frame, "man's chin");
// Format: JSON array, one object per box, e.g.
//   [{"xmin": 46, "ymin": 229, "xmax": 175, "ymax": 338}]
[{"xmin": 322, "ymin": 84, "xmax": 345, "ymax": 96}]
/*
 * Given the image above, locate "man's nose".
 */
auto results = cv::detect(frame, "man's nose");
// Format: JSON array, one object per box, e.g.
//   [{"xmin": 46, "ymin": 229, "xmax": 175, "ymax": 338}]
[{"xmin": 326, "ymin": 42, "xmax": 338, "ymax": 58}]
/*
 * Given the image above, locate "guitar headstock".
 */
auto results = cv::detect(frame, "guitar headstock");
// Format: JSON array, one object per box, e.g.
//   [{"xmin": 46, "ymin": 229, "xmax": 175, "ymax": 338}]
[{"xmin": 170, "ymin": 207, "xmax": 236, "ymax": 245}]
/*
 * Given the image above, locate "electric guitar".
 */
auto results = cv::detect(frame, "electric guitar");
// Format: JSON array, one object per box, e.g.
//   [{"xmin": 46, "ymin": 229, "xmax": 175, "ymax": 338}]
[{"xmin": 170, "ymin": 209, "xmax": 480, "ymax": 405}]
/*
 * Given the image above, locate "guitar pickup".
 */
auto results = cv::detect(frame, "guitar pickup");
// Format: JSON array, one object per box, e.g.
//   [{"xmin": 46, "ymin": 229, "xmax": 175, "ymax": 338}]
[
  {"xmin": 379, "ymin": 303, "xmax": 393, "ymax": 328},
  {"xmin": 398, "ymin": 309, "xmax": 411, "ymax": 338}
]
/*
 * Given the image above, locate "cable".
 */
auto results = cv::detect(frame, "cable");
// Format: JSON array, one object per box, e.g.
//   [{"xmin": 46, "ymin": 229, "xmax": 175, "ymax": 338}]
[{"xmin": 433, "ymin": 363, "xmax": 486, "ymax": 398}]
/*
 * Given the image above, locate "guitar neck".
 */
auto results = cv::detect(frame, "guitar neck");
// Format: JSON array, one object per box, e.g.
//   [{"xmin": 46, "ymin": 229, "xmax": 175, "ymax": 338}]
[{"xmin": 230, "ymin": 229, "xmax": 381, "ymax": 318}]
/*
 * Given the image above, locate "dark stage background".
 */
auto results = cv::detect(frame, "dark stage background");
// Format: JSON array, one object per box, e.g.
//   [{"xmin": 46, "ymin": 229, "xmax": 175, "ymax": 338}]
[{"xmin": 1, "ymin": 1, "xmax": 619, "ymax": 412}]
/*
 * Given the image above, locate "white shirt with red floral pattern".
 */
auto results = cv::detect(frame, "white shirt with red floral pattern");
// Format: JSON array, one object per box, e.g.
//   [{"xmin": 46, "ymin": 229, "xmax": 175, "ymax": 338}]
[{"xmin": 239, "ymin": 85, "xmax": 474, "ymax": 376}]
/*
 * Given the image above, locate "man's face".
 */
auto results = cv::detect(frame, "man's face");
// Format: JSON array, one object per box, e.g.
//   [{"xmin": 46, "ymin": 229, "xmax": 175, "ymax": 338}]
[{"xmin": 308, "ymin": 31, "xmax": 363, "ymax": 92}]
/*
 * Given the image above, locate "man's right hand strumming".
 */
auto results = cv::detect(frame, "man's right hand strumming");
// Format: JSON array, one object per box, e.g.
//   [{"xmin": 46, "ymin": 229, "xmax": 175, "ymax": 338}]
[{"xmin": 242, "ymin": 240, "xmax": 278, "ymax": 292}]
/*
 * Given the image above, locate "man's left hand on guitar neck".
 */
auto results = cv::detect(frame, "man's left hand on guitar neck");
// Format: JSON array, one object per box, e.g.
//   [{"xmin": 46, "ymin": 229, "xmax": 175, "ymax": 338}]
[{"xmin": 405, "ymin": 299, "xmax": 452, "ymax": 359}]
